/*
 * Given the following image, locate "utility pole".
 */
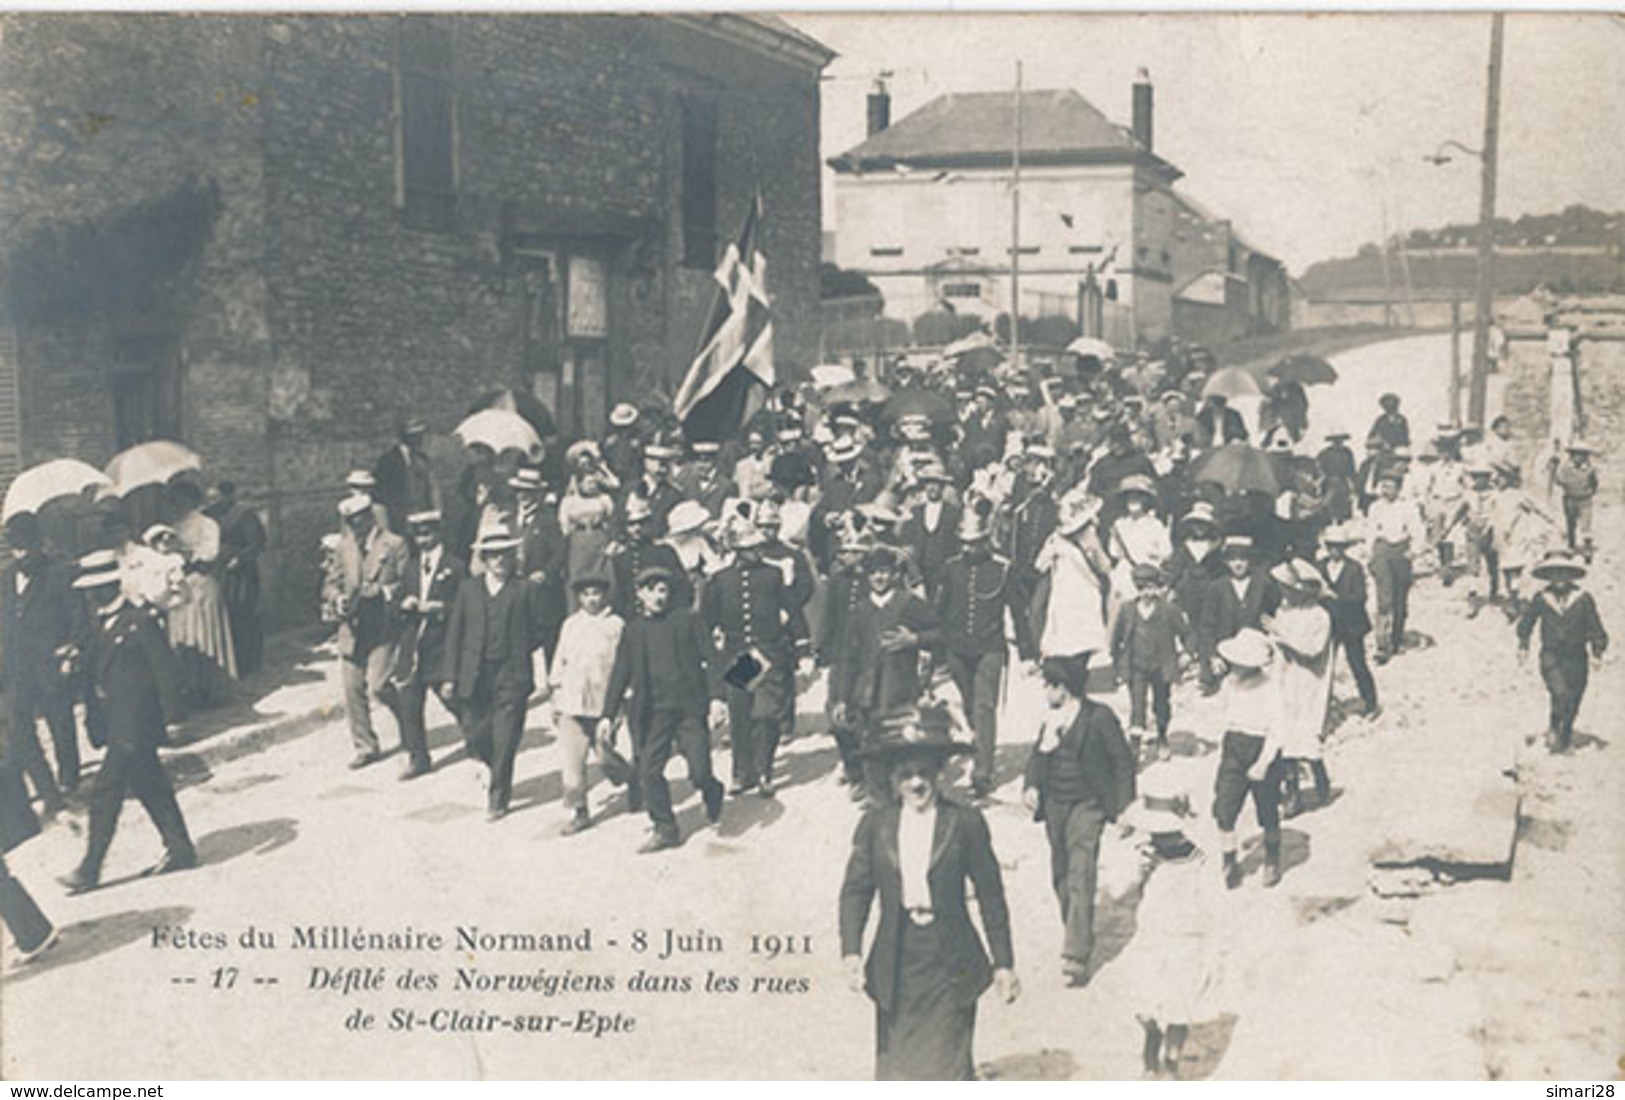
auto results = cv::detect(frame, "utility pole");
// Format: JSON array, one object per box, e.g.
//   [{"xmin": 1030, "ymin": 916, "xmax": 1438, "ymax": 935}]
[
  {"xmin": 1450, "ymin": 296, "xmax": 1463, "ymax": 425},
  {"xmin": 1468, "ymin": 13, "xmax": 1505, "ymax": 428},
  {"xmin": 1010, "ymin": 60, "xmax": 1023, "ymax": 371}
]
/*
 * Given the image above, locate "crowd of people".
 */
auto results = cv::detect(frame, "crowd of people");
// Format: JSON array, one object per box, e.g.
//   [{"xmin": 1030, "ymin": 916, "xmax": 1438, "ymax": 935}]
[{"xmin": 0, "ymin": 342, "xmax": 1610, "ymax": 1080}]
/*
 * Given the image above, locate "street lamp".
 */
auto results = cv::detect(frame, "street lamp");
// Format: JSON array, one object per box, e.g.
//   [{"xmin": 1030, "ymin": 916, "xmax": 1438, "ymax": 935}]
[{"xmin": 1422, "ymin": 139, "xmax": 1484, "ymax": 167}]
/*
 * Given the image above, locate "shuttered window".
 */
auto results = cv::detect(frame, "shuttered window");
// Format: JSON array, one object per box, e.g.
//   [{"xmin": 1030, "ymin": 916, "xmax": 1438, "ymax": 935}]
[
  {"xmin": 680, "ymin": 98, "xmax": 718, "ymax": 269},
  {"xmin": 396, "ymin": 19, "xmax": 457, "ymax": 231}
]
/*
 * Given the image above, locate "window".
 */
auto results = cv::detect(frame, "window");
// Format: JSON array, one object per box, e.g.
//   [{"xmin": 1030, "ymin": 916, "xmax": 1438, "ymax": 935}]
[
  {"xmin": 396, "ymin": 19, "xmax": 456, "ymax": 231},
  {"xmin": 680, "ymin": 98, "xmax": 718, "ymax": 269},
  {"xmin": 942, "ymin": 282, "xmax": 982, "ymax": 299},
  {"xmin": 1105, "ymin": 279, "xmax": 1119, "ymax": 301},
  {"xmin": 869, "ymin": 246, "xmax": 904, "ymax": 258},
  {"xmin": 1068, "ymin": 244, "xmax": 1103, "ymax": 255},
  {"xmin": 1006, "ymin": 245, "xmax": 1039, "ymax": 256}
]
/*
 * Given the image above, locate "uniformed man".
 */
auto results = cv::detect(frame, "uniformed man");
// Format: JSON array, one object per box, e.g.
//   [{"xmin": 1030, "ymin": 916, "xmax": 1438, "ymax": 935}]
[
  {"xmin": 701, "ymin": 516, "xmax": 812, "ymax": 797},
  {"xmin": 935, "ymin": 500, "xmax": 1039, "ymax": 800},
  {"xmin": 818, "ymin": 526, "xmax": 873, "ymax": 793},
  {"xmin": 57, "ymin": 552, "xmax": 195, "ymax": 894},
  {"xmin": 1006, "ymin": 446, "xmax": 1060, "ymax": 611}
]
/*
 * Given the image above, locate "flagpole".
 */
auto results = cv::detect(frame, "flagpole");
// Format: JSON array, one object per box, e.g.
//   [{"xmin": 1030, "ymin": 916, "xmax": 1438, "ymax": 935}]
[{"xmin": 1010, "ymin": 60, "xmax": 1023, "ymax": 373}]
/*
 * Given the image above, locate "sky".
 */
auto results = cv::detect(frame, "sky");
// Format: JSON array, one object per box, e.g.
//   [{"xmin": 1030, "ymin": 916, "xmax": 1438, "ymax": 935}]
[{"xmin": 788, "ymin": 12, "xmax": 1625, "ymax": 274}]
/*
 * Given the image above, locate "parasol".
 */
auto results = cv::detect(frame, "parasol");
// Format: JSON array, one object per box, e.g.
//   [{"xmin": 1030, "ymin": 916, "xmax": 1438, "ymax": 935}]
[
  {"xmin": 810, "ymin": 364, "xmax": 857, "ymax": 390},
  {"xmin": 825, "ymin": 378, "xmax": 891, "ymax": 405},
  {"xmin": 105, "ymin": 441, "xmax": 203, "ymax": 497},
  {"xmin": 1269, "ymin": 354, "xmax": 1339, "ymax": 387},
  {"xmin": 468, "ymin": 388, "xmax": 557, "ymax": 440},
  {"xmin": 1066, "ymin": 336, "xmax": 1117, "ymax": 361},
  {"xmin": 454, "ymin": 408, "xmax": 543, "ymax": 457},
  {"xmin": 882, "ymin": 387, "xmax": 955, "ymax": 426},
  {"xmin": 1201, "ymin": 366, "xmax": 1265, "ymax": 400},
  {"xmin": 3, "ymin": 459, "xmax": 113, "ymax": 524},
  {"xmin": 1190, "ymin": 443, "xmax": 1280, "ymax": 496}
]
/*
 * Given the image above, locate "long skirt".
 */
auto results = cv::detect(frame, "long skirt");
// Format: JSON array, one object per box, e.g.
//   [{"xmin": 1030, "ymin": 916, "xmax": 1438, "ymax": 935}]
[{"xmin": 875, "ymin": 922, "xmax": 977, "ymax": 1081}]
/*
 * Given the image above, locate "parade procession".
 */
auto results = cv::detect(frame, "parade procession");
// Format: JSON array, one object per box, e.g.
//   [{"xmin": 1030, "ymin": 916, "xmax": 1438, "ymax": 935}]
[{"xmin": 1, "ymin": 11, "xmax": 1621, "ymax": 1086}]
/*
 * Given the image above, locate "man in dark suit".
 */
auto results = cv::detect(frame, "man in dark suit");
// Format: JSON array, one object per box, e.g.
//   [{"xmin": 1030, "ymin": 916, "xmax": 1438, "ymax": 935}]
[
  {"xmin": 701, "ymin": 518, "xmax": 810, "ymax": 798},
  {"xmin": 440, "ymin": 523, "xmax": 535, "ymax": 821},
  {"xmin": 57, "ymin": 552, "xmax": 196, "ymax": 894},
  {"xmin": 508, "ymin": 468, "xmax": 568, "ymax": 672},
  {"xmin": 1022, "ymin": 658, "xmax": 1136, "ymax": 984},
  {"xmin": 839, "ymin": 708, "xmax": 1018, "ymax": 1080},
  {"xmin": 388, "ymin": 510, "xmax": 465, "ymax": 780},
  {"xmin": 1202, "ymin": 535, "xmax": 1280, "ymax": 684},
  {"xmin": 607, "ymin": 496, "xmax": 690, "ymax": 618},
  {"xmin": 624, "ymin": 441, "xmax": 683, "ymax": 538},
  {"xmin": 830, "ymin": 547, "xmax": 941, "ymax": 799},
  {"xmin": 934, "ymin": 501, "xmax": 1038, "ymax": 800},
  {"xmin": 372, "ymin": 418, "xmax": 440, "ymax": 535},
  {"xmin": 899, "ymin": 464, "xmax": 961, "ymax": 597},
  {"xmin": 1319, "ymin": 524, "xmax": 1379, "ymax": 717},
  {"xmin": 1, "ymin": 513, "xmax": 76, "ymax": 810},
  {"xmin": 324, "ymin": 496, "xmax": 411, "ymax": 770},
  {"xmin": 600, "ymin": 566, "xmax": 725, "ymax": 852},
  {"xmin": 1005, "ymin": 448, "xmax": 1060, "ymax": 611}
]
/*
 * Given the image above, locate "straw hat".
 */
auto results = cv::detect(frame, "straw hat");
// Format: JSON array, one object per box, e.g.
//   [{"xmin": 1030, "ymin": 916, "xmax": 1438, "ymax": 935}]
[
  {"xmin": 1217, "ymin": 628, "xmax": 1274, "ymax": 670},
  {"xmin": 1530, "ymin": 549, "xmax": 1587, "ymax": 583},
  {"xmin": 665, "ymin": 500, "xmax": 710, "ymax": 538},
  {"xmin": 472, "ymin": 522, "xmax": 521, "ymax": 553},
  {"xmin": 72, "ymin": 549, "xmax": 122, "ymax": 590}
]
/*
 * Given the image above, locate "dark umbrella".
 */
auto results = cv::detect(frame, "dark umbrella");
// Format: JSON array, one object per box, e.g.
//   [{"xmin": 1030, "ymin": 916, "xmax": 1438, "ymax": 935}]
[
  {"xmin": 1190, "ymin": 442, "xmax": 1280, "ymax": 496},
  {"xmin": 881, "ymin": 387, "xmax": 956, "ymax": 426},
  {"xmin": 826, "ymin": 378, "xmax": 891, "ymax": 406},
  {"xmin": 951, "ymin": 345, "xmax": 1004, "ymax": 374},
  {"xmin": 469, "ymin": 388, "xmax": 557, "ymax": 439},
  {"xmin": 1269, "ymin": 354, "xmax": 1339, "ymax": 387}
]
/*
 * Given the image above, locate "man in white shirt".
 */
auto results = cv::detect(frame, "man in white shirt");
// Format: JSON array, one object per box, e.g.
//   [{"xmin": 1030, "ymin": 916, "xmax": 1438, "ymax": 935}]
[{"xmin": 1364, "ymin": 470, "xmax": 1428, "ymax": 662}]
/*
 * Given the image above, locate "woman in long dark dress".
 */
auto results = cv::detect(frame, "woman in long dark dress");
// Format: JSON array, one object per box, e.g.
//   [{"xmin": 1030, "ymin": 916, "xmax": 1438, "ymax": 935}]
[{"xmin": 838, "ymin": 708, "xmax": 1020, "ymax": 1080}]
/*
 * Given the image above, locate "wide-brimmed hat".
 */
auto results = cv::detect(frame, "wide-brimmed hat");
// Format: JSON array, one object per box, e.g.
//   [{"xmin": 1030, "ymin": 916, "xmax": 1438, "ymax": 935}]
[
  {"xmin": 72, "ymin": 549, "xmax": 122, "ymax": 590},
  {"xmin": 665, "ymin": 500, "xmax": 710, "ymax": 538},
  {"xmin": 1321, "ymin": 522, "xmax": 1362, "ymax": 546},
  {"xmin": 1116, "ymin": 473, "xmax": 1157, "ymax": 500},
  {"xmin": 608, "ymin": 403, "xmax": 639, "ymax": 428},
  {"xmin": 1270, "ymin": 558, "xmax": 1324, "ymax": 594},
  {"xmin": 689, "ymin": 440, "xmax": 722, "ymax": 459},
  {"xmin": 1056, "ymin": 487, "xmax": 1101, "ymax": 535},
  {"xmin": 338, "ymin": 495, "xmax": 372, "ymax": 519},
  {"xmin": 859, "ymin": 704, "xmax": 973, "ymax": 764},
  {"xmin": 1530, "ymin": 549, "xmax": 1587, "ymax": 583},
  {"xmin": 917, "ymin": 461, "xmax": 953, "ymax": 485},
  {"xmin": 1565, "ymin": 439, "xmax": 1595, "ymax": 454},
  {"xmin": 643, "ymin": 442, "xmax": 681, "ymax": 461},
  {"xmin": 1217, "ymin": 628, "xmax": 1274, "ymax": 670},
  {"xmin": 344, "ymin": 469, "xmax": 377, "ymax": 491},
  {"xmin": 565, "ymin": 439, "xmax": 602, "ymax": 466},
  {"xmin": 825, "ymin": 437, "xmax": 862, "ymax": 464},
  {"xmin": 570, "ymin": 571, "xmax": 611, "ymax": 593},
  {"xmin": 472, "ymin": 522, "xmax": 521, "ymax": 553}
]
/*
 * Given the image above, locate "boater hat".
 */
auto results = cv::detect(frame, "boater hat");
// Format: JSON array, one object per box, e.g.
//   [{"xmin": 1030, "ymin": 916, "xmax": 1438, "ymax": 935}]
[
  {"xmin": 1565, "ymin": 439, "xmax": 1595, "ymax": 454},
  {"xmin": 72, "ymin": 549, "xmax": 122, "ymax": 590},
  {"xmin": 608, "ymin": 403, "xmax": 639, "ymax": 428},
  {"xmin": 406, "ymin": 509, "xmax": 442, "ymax": 527},
  {"xmin": 337, "ymin": 495, "xmax": 372, "ymax": 519},
  {"xmin": 1530, "ymin": 549, "xmax": 1587, "ymax": 583},
  {"xmin": 1217, "ymin": 628, "xmax": 1275, "ymax": 670},
  {"xmin": 1270, "ymin": 558, "xmax": 1324, "ymax": 594},
  {"xmin": 1321, "ymin": 522, "xmax": 1362, "ymax": 546},
  {"xmin": 472, "ymin": 522, "xmax": 521, "ymax": 553},
  {"xmin": 1221, "ymin": 534, "xmax": 1256, "ymax": 557},
  {"xmin": 509, "ymin": 468, "xmax": 546, "ymax": 492},
  {"xmin": 664, "ymin": 500, "xmax": 710, "ymax": 538}
]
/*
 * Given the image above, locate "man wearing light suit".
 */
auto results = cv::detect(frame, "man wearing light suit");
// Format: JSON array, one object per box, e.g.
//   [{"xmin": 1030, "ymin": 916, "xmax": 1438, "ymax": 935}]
[
  {"xmin": 323, "ymin": 496, "xmax": 410, "ymax": 769},
  {"xmin": 388, "ymin": 510, "xmax": 465, "ymax": 781}
]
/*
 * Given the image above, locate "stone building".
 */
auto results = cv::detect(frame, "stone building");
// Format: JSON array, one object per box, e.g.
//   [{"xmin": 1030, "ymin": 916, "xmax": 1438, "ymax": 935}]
[{"xmin": 0, "ymin": 13, "xmax": 831, "ymax": 626}]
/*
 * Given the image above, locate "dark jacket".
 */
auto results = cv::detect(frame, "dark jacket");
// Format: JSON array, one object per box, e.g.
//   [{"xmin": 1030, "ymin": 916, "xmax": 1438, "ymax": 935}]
[
  {"xmin": 1319, "ymin": 558, "xmax": 1372, "ymax": 639},
  {"xmin": 373, "ymin": 444, "xmax": 439, "ymax": 534},
  {"xmin": 1023, "ymin": 699, "xmax": 1136, "ymax": 823},
  {"xmin": 440, "ymin": 576, "xmax": 536, "ymax": 699},
  {"xmin": 608, "ymin": 540, "xmax": 692, "ymax": 619},
  {"xmin": 934, "ymin": 550, "xmax": 1037, "ymax": 660},
  {"xmin": 602, "ymin": 606, "xmax": 716, "ymax": 729},
  {"xmin": 900, "ymin": 501, "xmax": 963, "ymax": 592},
  {"xmin": 86, "ymin": 600, "xmax": 183, "ymax": 752},
  {"xmin": 1517, "ymin": 590, "xmax": 1608, "ymax": 660},
  {"xmin": 393, "ymin": 549, "xmax": 466, "ymax": 685},
  {"xmin": 831, "ymin": 590, "xmax": 940, "ymax": 714},
  {"xmin": 838, "ymin": 800, "xmax": 1014, "ymax": 1014},
  {"xmin": 1202, "ymin": 571, "xmax": 1280, "ymax": 647},
  {"xmin": 0, "ymin": 554, "xmax": 75, "ymax": 691},
  {"xmin": 1111, "ymin": 595, "xmax": 1191, "ymax": 681},
  {"xmin": 700, "ymin": 557, "xmax": 809, "ymax": 662},
  {"xmin": 816, "ymin": 559, "xmax": 868, "ymax": 667}
]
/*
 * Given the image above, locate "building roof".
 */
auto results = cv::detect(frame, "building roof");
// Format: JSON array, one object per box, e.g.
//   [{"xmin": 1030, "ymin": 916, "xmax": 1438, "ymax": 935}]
[
  {"xmin": 830, "ymin": 88, "xmax": 1180, "ymax": 179},
  {"xmin": 661, "ymin": 13, "xmax": 835, "ymax": 71}
]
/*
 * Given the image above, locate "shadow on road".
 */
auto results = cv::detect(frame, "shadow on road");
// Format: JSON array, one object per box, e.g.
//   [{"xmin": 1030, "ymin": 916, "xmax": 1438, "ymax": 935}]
[
  {"xmin": 979, "ymin": 1047, "xmax": 1081, "ymax": 1080},
  {"xmin": 7, "ymin": 905, "xmax": 193, "ymax": 985},
  {"xmin": 1089, "ymin": 878, "xmax": 1147, "ymax": 981},
  {"xmin": 1238, "ymin": 827, "xmax": 1311, "ymax": 884},
  {"xmin": 195, "ymin": 818, "xmax": 299, "ymax": 865},
  {"xmin": 1175, "ymin": 1012, "xmax": 1239, "ymax": 1080}
]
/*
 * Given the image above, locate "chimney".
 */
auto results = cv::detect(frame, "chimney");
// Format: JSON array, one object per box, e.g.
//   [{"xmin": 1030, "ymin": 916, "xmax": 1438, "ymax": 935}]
[
  {"xmin": 1132, "ymin": 68, "xmax": 1153, "ymax": 152},
  {"xmin": 867, "ymin": 77, "xmax": 891, "ymax": 137}
]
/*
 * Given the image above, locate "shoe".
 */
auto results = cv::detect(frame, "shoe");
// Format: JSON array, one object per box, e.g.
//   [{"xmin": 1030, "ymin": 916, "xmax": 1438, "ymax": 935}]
[
  {"xmin": 57, "ymin": 868, "xmax": 98, "ymax": 896},
  {"xmin": 398, "ymin": 762, "xmax": 431, "ymax": 782},
  {"xmin": 729, "ymin": 780, "xmax": 756, "ymax": 797},
  {"xmin": 1363, "ymin": 703, "xmax": 1382, "ymax": 721},
  {"xmin": 1062, "ymin": 959, "xmax": 1091, "ymax": 988},
  {"xmin": 702, "ymin": 782, "xmax": 724, "ymax": 824},
  {"xmin": 561, "ymin": 810, "xmax": 592, "ymax": 836},
  {"xmin": 1263, "ymin": 860, "xmax": 1282, "ymax": 888},
  {"xmin": 1223, "ymin": 853, "xmax": 1242, "ymax": 890},
  {"xmin": 147, "ymin": 848, "xmax": 198, "ymax": 877},
  {"xmin": 638, "ymin": 830, "xmax": 681, "ymax": 854},
  {"xmin": 16, "ymin": 926, "xmax": 60, "ymax": 966},
  {"xmin": 757, "ymin": 778, "xmax": 776, "ymax": 799},
  {"xmin": 348, "ymin": 751, "xmax": 383, "ymax": 771},
  {"xmin": 486, "ymin": 806, "xmax": 509, "ymax": 823}
]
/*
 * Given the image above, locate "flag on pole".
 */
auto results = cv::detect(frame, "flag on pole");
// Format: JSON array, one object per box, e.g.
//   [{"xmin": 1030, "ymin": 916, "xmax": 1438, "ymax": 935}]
[{"xmin": 674, "ymin": 193, "xmax": 774, "ymax": 442}]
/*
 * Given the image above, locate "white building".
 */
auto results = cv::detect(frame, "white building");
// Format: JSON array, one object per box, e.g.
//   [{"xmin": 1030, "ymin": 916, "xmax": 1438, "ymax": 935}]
[{"xmin": 828, "ymin": 79, "xmax": 1289, "ymax": 351}]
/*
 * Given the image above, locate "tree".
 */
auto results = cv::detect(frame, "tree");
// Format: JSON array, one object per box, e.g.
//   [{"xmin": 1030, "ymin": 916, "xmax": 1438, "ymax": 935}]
[{"xmin": 820, "ymin": 263, "xmax": 883, "ymax": 308}]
